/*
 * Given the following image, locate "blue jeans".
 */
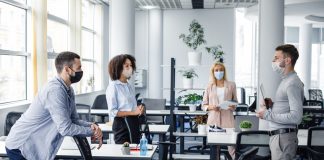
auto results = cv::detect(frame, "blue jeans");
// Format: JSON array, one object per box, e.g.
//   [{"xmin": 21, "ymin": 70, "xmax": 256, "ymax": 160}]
[{"xmin": 5, "ymin": 147, "xmax": 26, "ymax": 160}]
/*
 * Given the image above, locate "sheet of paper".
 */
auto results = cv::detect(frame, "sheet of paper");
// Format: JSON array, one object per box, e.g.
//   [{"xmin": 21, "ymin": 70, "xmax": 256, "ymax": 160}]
[{"xmin": 219, "ymin": 100, "xmax": 238, "ymax": 109}]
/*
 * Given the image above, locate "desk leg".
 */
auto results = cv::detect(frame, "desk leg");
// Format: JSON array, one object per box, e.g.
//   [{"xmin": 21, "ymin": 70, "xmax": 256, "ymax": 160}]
[
  {"xmin": 180, "ymin": 115, "xmax": 184, "ymax": 154},
  {"xmin": 210, "ymin": 145, "xmax": 220, "ymax": 160}
]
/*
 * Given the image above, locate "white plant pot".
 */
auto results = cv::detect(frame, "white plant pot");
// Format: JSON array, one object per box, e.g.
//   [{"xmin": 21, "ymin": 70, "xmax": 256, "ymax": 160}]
[
  {"xmin": 188, "ymin": 51, "xmax": 202, "ymax": 66},
  {"xmin": 189, "ymin": 104, "xmax": 197, "ymax": 112},
  {"xmin": 240, "ymin": 128, "xmax": 251, "ymax": 132},
  {"xmin": 183, "ymin": 77, "xmax": 193, "ymax": 89},
  {"xmin": 198, "ymin": 124, "xmax": 207, "ymax": 135}
]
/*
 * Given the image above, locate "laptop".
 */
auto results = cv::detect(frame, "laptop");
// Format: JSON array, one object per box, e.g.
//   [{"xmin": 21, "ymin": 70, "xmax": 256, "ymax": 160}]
[{"xmin": 234, "ymin": 116, "xmax": 259, "ymax": 132}]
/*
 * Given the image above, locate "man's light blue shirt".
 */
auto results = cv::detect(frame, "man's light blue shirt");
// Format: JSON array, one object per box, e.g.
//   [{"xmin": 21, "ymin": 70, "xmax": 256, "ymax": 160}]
[
  {"xmin": 106, "ymin": 80, "xmax": 137, "ymax": 118},
  {"xmin": 5, "ymin": 76, "xmax": 93, "ymax": 160}
]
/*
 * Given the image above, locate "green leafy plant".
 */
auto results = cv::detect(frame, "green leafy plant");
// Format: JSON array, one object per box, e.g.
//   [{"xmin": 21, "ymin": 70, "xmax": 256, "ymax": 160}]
[
  {"xmin": 176, "ymin": 93, "xmax": 203, "ymax": 105},
  {"xmin": 87, "ymin": 76, "xmax": 94, "ymax": 87},
  {"xmin": 178, "ymin": 68, "xmax": 198, "ymax": 79},
  {"xmin": 179, "ymin": 19, "xmax": 206, "ymax": 51},
  {"xmin": 239, "ymin": 120, "xmax": 252, "ymax": 129},
  {"xmin": 123, "ymin": 142, "xmax": 129, "ymax": 147},
  {"xmin": 301, "ymin": 113, "xmax": 313, "ymax": 125},
  {"xmin": 205, "ymin": 45, "xmax": 225, "ymax": 62}
]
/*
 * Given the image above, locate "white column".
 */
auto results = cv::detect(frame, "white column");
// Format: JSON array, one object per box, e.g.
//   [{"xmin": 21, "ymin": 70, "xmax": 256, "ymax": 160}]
[
  {"xmin": 109, "ymin": 0, "xmax": 135, "ymax": 58},
  {"xmin": 32, "ymin": 0, "xmax": 47, "ymax": 95},
  {"xmin": 148, "ymin": 9, "xmax": 163, "ymax": 98},
  {"xmin": 258, "ymin": 0, "xmax": 284, "ymax": 130},
  {"xmin": 297, "ymin": 23, "xmax": 312, "ymax": 99}
]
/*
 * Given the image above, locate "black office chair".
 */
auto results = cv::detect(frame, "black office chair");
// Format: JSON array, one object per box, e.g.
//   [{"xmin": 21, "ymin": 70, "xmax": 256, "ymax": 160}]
[
  {"xmin": 309, "ymin": 89, "xmax": 323, "ymax": 101},
  {"xmin": 76, "ymin": 103, "xmax": 91, "ymax": 121},
  {"xmin": 142, "ymin": 98, "xmax": 166, "ymax": 124},
  {"xmin": 307, "ymin": 126, "xmax": 324, "ymax": 160},
  {"xmin": 92, "ymin": 94, "xmax": 108, "ymax": 122},
  {"xmin": 235, "ymin": 131, "xmax": 271, "ymax": 160},
  {"xmin": 73, "ymin": 136, "xmax": 93, "ymax": 160},
  {"xmin": 5, "ymin": 112, "xmax": 23, "ymax": 136}
]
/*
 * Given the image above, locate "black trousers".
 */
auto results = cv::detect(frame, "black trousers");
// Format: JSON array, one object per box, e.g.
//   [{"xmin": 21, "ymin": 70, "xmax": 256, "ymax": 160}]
[{"xmin": 113, "ymin": 116, "xmax": 141, "ymax": 144}]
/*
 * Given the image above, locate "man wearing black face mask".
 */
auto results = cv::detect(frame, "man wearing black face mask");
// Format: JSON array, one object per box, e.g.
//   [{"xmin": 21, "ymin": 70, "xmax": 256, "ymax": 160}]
[{"xmin": 5, "ymin": 51, "xmax": 103, "ymax": 160}]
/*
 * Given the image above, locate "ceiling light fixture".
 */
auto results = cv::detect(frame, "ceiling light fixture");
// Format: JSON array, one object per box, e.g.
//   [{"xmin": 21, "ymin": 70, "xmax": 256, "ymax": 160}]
[{"xmin": 141, "ymin": 5, "xmax": 160, "ymax": 10}]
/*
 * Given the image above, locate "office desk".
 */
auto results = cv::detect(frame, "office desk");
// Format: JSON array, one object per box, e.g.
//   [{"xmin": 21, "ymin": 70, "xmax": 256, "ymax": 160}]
[
  {"xmin": 207, "ymin": 129, "xmax": 308, "ymax": 160},
  {"xmin": 0, "ymin": 139, "xmax": 157, "ymax": 160},
  {"xmin": 98, "ymin": 123, "xmax": 170, "ymax": 141}
]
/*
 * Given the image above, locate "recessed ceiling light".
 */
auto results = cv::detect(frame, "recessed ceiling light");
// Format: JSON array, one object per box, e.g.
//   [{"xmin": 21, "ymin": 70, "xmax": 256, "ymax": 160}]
[
  {"xmin": 141, "ymin": 5, "xmax": 160, "ymax": 10},
  {"xmin": 305, "ymin": 15, "xmax": 324, "ymax": 22}
]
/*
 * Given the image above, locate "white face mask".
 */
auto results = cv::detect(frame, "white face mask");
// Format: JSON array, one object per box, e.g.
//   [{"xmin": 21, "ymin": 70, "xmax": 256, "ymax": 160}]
[
  {"xmin": 214, "ymin": 71, "xmax": 224, "ymax": 80},
  {"xmin": 271, "ymin": 60, "xmax": 285, "ymax": 75},
  {"xmin": 122, "ymin": 68, "xmax": 133, "ymax": 79}
]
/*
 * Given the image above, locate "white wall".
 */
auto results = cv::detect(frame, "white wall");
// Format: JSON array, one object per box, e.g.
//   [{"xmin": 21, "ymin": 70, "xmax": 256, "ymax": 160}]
[{"xmin": 135, "ymin": 9, "xmax": 236, "ymax": 100}]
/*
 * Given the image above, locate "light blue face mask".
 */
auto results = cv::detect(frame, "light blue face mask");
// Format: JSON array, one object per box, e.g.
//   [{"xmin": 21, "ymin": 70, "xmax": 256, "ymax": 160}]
[{"xmin": 214, "ymin": 71, "xmax": 224, "ymax": 80}]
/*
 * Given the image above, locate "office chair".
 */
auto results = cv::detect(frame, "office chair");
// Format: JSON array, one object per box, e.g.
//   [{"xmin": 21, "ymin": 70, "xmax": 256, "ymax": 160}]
[
  {"xmin": 307, "ymin": 126, "xmax": 324, "ymax": 160},
  {"xmin": 92, "ymin": 94, "xmax": 108, "ymax": 122},
  {"xmin": 159, "ymin": 142, "xmax": 176, "ymax": 160},
  {"xmin": 73, "ymin": 136, "xmax": 93, "ymax": 160},
  {"xmin": 5, "ymin": 112, "xmax": 23, "ymax": 136},
  {"xmin": 309, "ymin": 89, "xmax": 323, "ymax": 101},
  {"xmin": 76, "ymin": 103, "xmax": 91, "ymax": 121},
  {"xmin": 142, "ymin": 98, "xmax": 166, "ymax": 124},
  {"xmin": 235, "ymin": 131, "xmax": 271, "ymax": 160}
]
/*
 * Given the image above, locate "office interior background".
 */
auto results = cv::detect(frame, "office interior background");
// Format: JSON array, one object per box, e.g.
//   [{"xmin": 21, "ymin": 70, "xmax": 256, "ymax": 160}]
[{"xmin": 0, "ymin": 0, "xmax": 323, "ymax": 140}]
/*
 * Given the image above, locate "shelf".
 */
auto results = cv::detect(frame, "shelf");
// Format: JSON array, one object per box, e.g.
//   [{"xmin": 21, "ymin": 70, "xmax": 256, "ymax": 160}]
[
  {"xmin": 161, "ymin": 64, "xmax": 210, "ymax": 68},
  {"xmin": 163, "ymin": 88, "xmax": 205, "ymax": 91}
]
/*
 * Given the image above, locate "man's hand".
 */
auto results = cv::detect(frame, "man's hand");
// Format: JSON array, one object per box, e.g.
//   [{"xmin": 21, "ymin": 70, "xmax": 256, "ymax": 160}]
[
  {"xmin": 256, "ymin": 107, "xmax": 267, "ymax": 119},
  {"xmin": 91, "ymin": 124, "xmax": 103, "ymax": 149}
]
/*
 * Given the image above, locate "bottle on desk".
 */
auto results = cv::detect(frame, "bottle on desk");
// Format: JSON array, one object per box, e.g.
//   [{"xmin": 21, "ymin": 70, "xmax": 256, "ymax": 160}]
[{"xmin": 140, "ymin": 133, "xmax": 147, "ymax": 156}]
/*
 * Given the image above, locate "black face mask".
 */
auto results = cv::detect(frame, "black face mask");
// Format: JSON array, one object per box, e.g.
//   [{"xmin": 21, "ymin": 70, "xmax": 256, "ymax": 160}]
[{"xmin": 69, "ymin": 68, "xmax": 83, "ymax": 83}]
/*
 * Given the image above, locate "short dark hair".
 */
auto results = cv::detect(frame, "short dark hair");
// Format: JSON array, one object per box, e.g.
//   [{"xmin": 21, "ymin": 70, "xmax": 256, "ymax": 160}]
[
  {"xmin": 275, "ymin": 44, "xmax": 299, "ymax": 66},
  {"xmin": 55, "ymin": 51, "xmax": 80, "ymax": 73},
  {"xmin": 108, "ymin": 54, "xmax": 136, "ymax": 80}
]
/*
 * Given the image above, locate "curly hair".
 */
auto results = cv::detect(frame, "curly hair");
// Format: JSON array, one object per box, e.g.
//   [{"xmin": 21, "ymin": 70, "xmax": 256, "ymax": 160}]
[{"xmin": 108, "ymin": 54, "xmax": 136, "ymax": 80}]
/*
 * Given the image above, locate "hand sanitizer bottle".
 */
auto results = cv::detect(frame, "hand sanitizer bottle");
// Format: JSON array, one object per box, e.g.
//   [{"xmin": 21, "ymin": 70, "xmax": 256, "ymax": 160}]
[{"xmin": 140, "ymin": 133, "xmax": 147, "ymax": 156}]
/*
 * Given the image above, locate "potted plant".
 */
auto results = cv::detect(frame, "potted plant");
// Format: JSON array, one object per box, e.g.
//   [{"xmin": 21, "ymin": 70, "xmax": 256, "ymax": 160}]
[
  {"xmin": 205, "ymin": 45, "xmax": 225, "ymax": 63},
  {"xmin": 121, "ymin": 142, "xmax": 130, "ymax": 155},
  {"xmin": 239, "ymin": 120, "xmax": 252, "ymax": 131},
  {"xmin": 194, "ymin": 115, "xmax": 208, "ymax": 135},
  {"xmin": 179, "ymin": 19, "xmax": 206, "ymax": 66},
  {"xmin": 178, "ymin": 68, "xmax": 198, "ymax": 89},
  {"xmin": 299, "ymin": 113, "xmax": 313, "ymax": 129},
  {"xmin": 177, "ymin": 93, "xmax": 203, "ymax": 111},
  {"xmin": 87, "ymin": 76, "xmax": 95, "ymax": 92}
]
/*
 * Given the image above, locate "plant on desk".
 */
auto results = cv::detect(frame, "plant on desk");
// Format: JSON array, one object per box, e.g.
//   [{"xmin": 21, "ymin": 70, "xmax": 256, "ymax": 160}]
[
  {"xmin": 299, "ymin": 113, "xmax": 313, "ymax": 129},
  {"xmin": 239, "ymin": 120, "xmax": 252, "ymax": 131},
  {"xmin": 178, "ymin": 68, "xmax": 198, "ymax": 89},
  {"xmin": 176, "ymin": 93, "xmax": 203, "ymax": 111},
  {"xmin": 193, "ymin": 115, "xmax": 208, "ymax": 135},
  {"xmin": 121, "ymin": 142, "xmax": 130, "ymax": 155}
]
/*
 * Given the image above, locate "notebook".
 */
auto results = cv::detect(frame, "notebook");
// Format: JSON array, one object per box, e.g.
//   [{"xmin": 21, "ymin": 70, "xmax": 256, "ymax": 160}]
[{"xmin": 234, "ymin": 116, "xmax": 259, "ymax": 132}]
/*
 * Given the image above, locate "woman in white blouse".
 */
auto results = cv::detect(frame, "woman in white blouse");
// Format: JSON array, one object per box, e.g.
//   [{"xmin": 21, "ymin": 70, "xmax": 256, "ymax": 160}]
[{"xmin": 106, "ymin": 54, "xmax": 144, "ymax": 144}]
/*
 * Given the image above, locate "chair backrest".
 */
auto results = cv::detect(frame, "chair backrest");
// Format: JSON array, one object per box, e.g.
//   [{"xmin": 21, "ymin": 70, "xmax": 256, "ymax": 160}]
[
  {"xmin": 236, "ymin": 131, "xmax": 269, "ymax": 151},
  {"xmin": 237, "ymin": 147, "xmax": 259, "ymax": 160},
  {"xmin": 5, "ymin": 112, "xmax": 23, "ymax": 136},
  {"xmin": 73, "ymin": 136, "xmax": 93, "ymax": 160},
  {"xmin": 307, "ymin": 127, "xmax": 324, "ymax": 160},
  {"xmin": 236, "ymin": 104, "xmax": 249, "ymax": 112},
  {"xmin": 309, "ymin": 89, "xmax": 323, "ymax": 101},
  {"xmin": 142, "ymin": 98, "xmax": 166, "ymax": 124},
  {"xmin": 76, "ymin": 103, "xmax": 91, "ymax": 121},
  {"xmin": 92, "ymin": 94, "xmax": 108, "ymax": 109}
]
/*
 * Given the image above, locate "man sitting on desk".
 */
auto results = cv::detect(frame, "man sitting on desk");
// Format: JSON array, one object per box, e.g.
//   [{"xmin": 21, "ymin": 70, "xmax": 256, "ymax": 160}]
[
  {"xmin": 256, "ymin": 44, "xmax": 304, "ymax": 160},
  {"xmin": 5, "ymin": 51, "xmax": 103, "ymax": 160}
]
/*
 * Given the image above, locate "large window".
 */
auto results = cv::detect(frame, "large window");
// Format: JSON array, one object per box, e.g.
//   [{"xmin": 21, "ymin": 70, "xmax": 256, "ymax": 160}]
[
  {"xmin": 79, "ymin": 0, "xmax": 102, "ymax": 94},
  {"xmin": 47, "ymin": 0, "xmax": 69, "ymax": 80},
  {"xmin": 0, "ymin": 1, "xmax": 27, "ymax": 104}
]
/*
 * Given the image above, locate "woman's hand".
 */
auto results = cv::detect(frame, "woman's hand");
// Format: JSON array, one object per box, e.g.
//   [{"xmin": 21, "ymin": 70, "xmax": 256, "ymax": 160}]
[
  {"xmin": 227, "ymin": 105, "xmax": 236, "ymax": 111},
  {"xmin": 208, "ymin": 105, "xmax": 220, "ymax": 111}
]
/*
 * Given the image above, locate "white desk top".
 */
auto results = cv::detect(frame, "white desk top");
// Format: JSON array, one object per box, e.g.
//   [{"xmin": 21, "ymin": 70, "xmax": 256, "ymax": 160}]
[
  {"xmin": 99, "ymin": 123, "xmax": 169, "ymax": 134},
  {"xmin": 303, "ymin": 105, "xmax": 322, "ymax": 109},
  {"xmin": 0, "ymin": 138, "xmax": 157, "ymax": 159},
  {"xmin": 207, "ymin": 129, "xmax": 308, "ymax": 147}
]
